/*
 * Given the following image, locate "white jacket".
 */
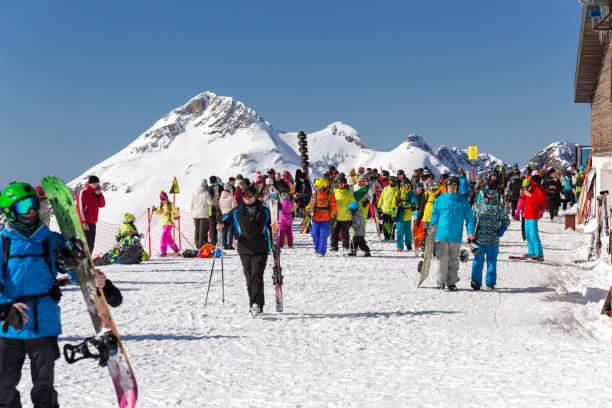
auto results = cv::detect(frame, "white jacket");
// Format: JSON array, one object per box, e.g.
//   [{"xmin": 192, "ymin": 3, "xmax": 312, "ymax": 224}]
[
  {"xmin": 191, "ymin": 186, "xmax": 212, "ymax": 218},
  {"xmin": 219, "ymin": 190, "xmax": 237, "ymax": 215}
]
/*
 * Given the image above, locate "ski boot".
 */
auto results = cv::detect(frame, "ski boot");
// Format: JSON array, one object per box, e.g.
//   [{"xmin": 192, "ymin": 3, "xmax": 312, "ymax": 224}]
[
  {"xmin": 470, "ymin": 280, "xmax": 481, "ymax": 291},
  {"xmin": 250, "ymin": 304, "xmax": 262, "ymax": 318},
  {"xmin": 436, "ymin": 283, "xmax": 446, "ymax": 290},
  {"xmin": 486, "ymin": 284, "xmax": 495, "ymax": 290},
  {"xmin": 523, "ymin": 253, "xmax": 534, "ymax": 259},
  {"xmin": 532, "ymin": 256, "xmax": 544, "ymax": 262},
  {"xmin": 446, "ymin": 284, "xmax": 458, "ymax": 292},
  {"xmin": 348, "ymin": 251, "xmax": 357, "ymax": 257},
  {"xmin": 364, "ymin": 252, "xmax": 371, "ymax": 257},
  {"xmin": 396, "ymin": 248, "xmax": 403, "ymax": 253}
]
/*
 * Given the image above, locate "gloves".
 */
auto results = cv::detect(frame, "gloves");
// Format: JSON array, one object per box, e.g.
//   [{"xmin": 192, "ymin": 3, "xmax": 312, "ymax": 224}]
[
  {"xmin": 0, "ymin": 303, "xmax": 24, "ymax": 332},
  {"xmin": 362, "ymin": 199, "xmax": 369, "ymax": 208},
  {"xmin": 102, "ymin": 279, "xmax": 123, "ymax": 308},
  {"xmin": 497, "ymin": 226, "xmax": 507, "ymax": 237}
]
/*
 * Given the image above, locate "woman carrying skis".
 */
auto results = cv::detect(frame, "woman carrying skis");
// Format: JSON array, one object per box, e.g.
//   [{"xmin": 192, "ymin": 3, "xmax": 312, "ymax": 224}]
[{"xmin": 152, "ymin": 190, "xmax": 180, "ymax": 256}]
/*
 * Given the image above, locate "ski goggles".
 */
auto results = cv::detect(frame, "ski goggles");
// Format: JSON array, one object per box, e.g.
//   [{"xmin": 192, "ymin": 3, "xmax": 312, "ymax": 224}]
[
  {"xmin": 482, "ymin": 189, "xmax": 496, "ymax": 195},
  {"xmin": 13, "ymin": 196, "xmax": 39, "ymax": 215},
  {"xmin": 243, "ymin": 191, "xmax": 256, "ymax": 199},
  {"xmin": 337, "ymin": 182, "xmax": 346, "ymax": 188}
]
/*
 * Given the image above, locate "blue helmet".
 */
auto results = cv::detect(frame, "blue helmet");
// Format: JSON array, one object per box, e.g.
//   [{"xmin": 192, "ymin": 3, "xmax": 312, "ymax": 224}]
[{"xmin": 348, "ymin": 201, "xmax": 359, "ymax": 211}]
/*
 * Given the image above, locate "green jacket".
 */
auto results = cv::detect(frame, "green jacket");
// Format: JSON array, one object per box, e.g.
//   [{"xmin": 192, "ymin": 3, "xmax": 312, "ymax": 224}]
[
  {"xmin": 334, "ymin": 187, "xmax": 355, "ymax": 221},
  {"xmin": 391, "ymin": 188, "xmax": 418, "ymax": 222},
  {"xmin": 353, "ymin": 185, "xmax": 371, "ymax": 221},
  {"xmin": 378, "ymin": 185, "xmax": 397, "ymax": 215}
]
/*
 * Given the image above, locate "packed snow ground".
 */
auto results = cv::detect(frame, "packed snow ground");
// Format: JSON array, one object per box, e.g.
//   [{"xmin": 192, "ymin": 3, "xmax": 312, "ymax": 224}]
[{"xmin": 17, "ymin": 217, "xmax": 612, "ymax": 407}]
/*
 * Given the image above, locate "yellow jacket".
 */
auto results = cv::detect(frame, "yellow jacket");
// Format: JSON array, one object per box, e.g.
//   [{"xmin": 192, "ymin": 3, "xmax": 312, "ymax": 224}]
[
  {"xmin": 420, "ymin": 189, "xmax": 441, "ymax": 223},
  {"xmin": 333, "ymin": 187, "xmax": 355, "ymax": 222},
  {"xmin": 154, "ymin": 202, "xmax": 180, "ymax": 226},
  {"xmin": 378, "ymin": 185, "xmax": 397, "ymax": 215}
]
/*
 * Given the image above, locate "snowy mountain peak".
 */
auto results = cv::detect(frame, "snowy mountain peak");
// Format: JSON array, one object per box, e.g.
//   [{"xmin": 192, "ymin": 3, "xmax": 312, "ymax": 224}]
[
  {"xmin": 528, "ymin": 141, "xmax": 578, "ymax": 171},
  {"xmin": 402, "ymin": 134, "xmax": 432, "ymax": 153},
  {"xmin": 324, "ymin": 122, "xmax": 366, "ymax": 149}
]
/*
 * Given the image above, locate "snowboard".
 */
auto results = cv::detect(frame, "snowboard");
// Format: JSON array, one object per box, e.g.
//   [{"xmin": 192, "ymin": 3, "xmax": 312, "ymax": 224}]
[
  {"xmin": 417, "ymin": 224, "xmax": 437, "ymax": 287},
  {"xmin": 41, "ymin": 176, "xmax": 138, "ymax": 408},
  {"xmin": 268, "ymin": 187, "xmax": 283, "ymax": 312}
]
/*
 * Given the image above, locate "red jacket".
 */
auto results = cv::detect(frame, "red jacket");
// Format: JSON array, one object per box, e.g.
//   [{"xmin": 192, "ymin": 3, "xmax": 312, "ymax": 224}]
[
  {"xmin": 234, "ymin": 188, "xmax": 243, "ymax": 204},
  {"xmin": 76, "ymin": 185, "xmax": 106, "ymax": 224},
  {"xmin": 522, "ymin": 182, "xmax": 545, "ymax": 220}
]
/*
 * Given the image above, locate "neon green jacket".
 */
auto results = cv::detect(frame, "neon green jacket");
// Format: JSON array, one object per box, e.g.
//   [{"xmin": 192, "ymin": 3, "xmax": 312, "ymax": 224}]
[
  {"xmin": 334, "ymin": 187, "xmax": 355, "ymax": 221},
  {"xmin": 378, "ymin": 185, "xmax": 397, "ymax": 215}
]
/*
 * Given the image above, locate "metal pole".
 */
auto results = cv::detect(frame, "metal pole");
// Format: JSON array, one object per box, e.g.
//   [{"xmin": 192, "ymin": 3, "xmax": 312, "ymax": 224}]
[{"xmin": 147, "ymin": 208, "xmax": 152, "ymax": 257}]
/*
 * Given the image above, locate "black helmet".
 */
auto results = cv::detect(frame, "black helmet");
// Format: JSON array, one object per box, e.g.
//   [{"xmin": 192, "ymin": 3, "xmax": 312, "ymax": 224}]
[
  {"xmin": 397, "ymin": 169, "xmax": 405, "ymax": 176},
  {"xmin": 448, "ymin": 176, "xmax": 460, "ymax": 186},
  {"xmin": 337, "ymin": 174, "xmax": 347, "ymax": 184},
  {"xmin": 440, "ymin": 173, "xmax": 449, "ymax": 180},
  {"xmin": 382, "ymin": 170, "xmax": 390, "ymax": 177},
  {"xmin": 209, "ymin": 175, "xmax": 218, "ymax": 184}
]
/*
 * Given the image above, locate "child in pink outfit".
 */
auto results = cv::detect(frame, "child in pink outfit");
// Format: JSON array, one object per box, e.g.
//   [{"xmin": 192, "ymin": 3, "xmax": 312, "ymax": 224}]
[
  {"xmin": 279, "ymin": 193, "xmax": 294, "ymax": 248},
  {"xmin": 153, "ymin": 190, "xmax": 180, "ymax": 256}
]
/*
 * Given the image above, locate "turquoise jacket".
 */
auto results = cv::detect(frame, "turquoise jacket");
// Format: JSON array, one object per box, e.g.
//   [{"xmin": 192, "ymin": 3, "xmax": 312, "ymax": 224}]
[{"xmin": 430, "ymin": 192, "xmax": 475, "ymax": 243}]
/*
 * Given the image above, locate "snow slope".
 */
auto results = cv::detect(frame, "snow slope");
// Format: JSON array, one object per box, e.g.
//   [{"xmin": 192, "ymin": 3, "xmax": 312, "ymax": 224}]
[
  {"xmin": 17, "ymin": 216, "xmax": 612, "ymax": 407},
  {"xmin": 68, "ymin": 91, "xmax": 505, "ymax": 220}
]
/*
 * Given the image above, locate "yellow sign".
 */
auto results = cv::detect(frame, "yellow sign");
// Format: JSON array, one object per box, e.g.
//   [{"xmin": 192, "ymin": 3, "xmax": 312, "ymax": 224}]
[
  {"xmin": 468, "ymin": 146, "xmax": 478, "ymax": 161},
  {"xmin": 169, "ymin": 177, "xmax": 180, "ymax": 194}
]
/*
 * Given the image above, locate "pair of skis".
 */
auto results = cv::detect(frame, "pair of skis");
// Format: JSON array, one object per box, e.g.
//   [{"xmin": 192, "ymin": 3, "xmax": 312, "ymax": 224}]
[{"xmin": 267, "ymin": 187, "xmax": 284, "ymax": 312}]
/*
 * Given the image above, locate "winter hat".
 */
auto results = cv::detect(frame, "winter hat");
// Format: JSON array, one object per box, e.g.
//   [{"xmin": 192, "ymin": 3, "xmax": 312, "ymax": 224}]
[
  {"xmin": 397, "ymin": 169, "xmax": 405, "ymax": 176},
  {"xmin": 88, "ymin": 175, "xmax": 100, "ymax": 184},
  {"xmin": 268, "ymin": 168, "xmax": 276, "ymax": 174},
  {"xmin": 34, "ymin": 186, "xmax": 45, "ymax": 197},
  {"xmin": 522, "ymin": 179, "xmax": 531, "ymax": 188},
  {"xmin": 314, "ymin": 178, "xmax": 328, "ymax": 189},
  {"xmin": 447, "ymin": 176, "xmax": 460, "ymax": 186},
  {"xmin": 124, "ymin": 213, "xmax": 136, "ymax": 222},
  {"xmin": 382, "ymin": 170, "xmax": 390, "ymax": 177},
  {"xmin": 531, "ymin": 170, "xmax": 539, "ymax": 176},
  {"xmin": 337, "ymin": 174, "xmax": 347, "ymax": 185},
  {"xmin": 209, "ymin": 176, "xmax": 218, "ymax": 184},
  {"xmin": 416, "ymin": 182, "xmax": 424, "ymax": 190},
  {"xmin": 243, "ymin": 185, "xmax": 257, "ymax": 196},
  {"xmin": 348, "ymin": 201, "xmax": 359, "ymax": 211},
  {"xmin": 349, "ymin": 168, "xmax": 356, "ymax": 176},
  {"xmin": 358, "ymin": 166, "xmax": 365, "ymax": 174},
  {"xmin": 160, "ymin": 190, "xmax": 169, "ymax": 201}
]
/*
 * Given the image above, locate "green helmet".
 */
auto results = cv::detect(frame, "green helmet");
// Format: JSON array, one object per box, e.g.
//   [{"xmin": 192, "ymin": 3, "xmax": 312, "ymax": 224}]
[{"xmin": 0, "ymin": 182, "xmax": 39, "ymax": 223}]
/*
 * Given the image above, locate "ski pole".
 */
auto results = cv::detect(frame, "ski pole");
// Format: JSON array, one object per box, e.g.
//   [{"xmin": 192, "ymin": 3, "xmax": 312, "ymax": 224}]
[{"xmin": 221, "ymin": 254, "xmax": 225, "ymax": 303}]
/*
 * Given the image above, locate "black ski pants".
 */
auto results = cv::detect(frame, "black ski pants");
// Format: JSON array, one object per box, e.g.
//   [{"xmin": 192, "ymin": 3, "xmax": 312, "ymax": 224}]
[
  {"xmin": 208, "ymin": 213, "xmax": 218, "ymax": 246},
  {"xmin": 239, "ymin": 253, "xmax": 268, "ymax": 308},
  {"xmin": 0, "ymin": 336, "xmax": 60, "ymax": 408},
  {"xmin": 510, "ymin": 200, "xmax": 519, "ymax": 218},
  {"xmin": 382, "ymin": 214, "xmax": 395, "ymax": 240},
  {"xmin": 83, "ymin": 223, "xmax": 96, "ymax": 253},
  {"xmin": 193, "ymin": 218, "xmax": 209, "ymax": 249},
  {"xmin": 330, "ymin": 220, "xmax": 350, "ymax": 250},
  {"xmin": 351, "ymin": 235, "xmax": 370, "ymax": 254}
]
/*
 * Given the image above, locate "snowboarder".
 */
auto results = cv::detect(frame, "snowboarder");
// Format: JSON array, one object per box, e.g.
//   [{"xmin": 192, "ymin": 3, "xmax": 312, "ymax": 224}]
[
  {"xmin": 307, "ymin": 178, "xmax": 337, "ymax": 257},
  {"xmin": 152, "ymin": 191, "xmax": 180, "ymax": 256},
  {"xmin": 222, "ymin": 185, "xmax": 271, "ymax": 316},
  {"xmin": 470, "ymin": 185, "xmax": 511, "ymax": 290},
  {"xmin": 393, "ymin": 178, "xmax": 418, "ymax": 252},
  {"xmin": 0, "ymin": 182, "xmax": 121, "ymax": 408},
  {"xmin": 75, "ymin": 175, "xmax": 105, "ymax": 253},
  {"xmin": 191, "ymin": 179, "xmax": 212, "ymax": 249},
  {"xmin": 331, "ymin": 174, "xmax": 354, "ymax": 251},
  {"xmin": 348, "ymin": 201, "xmax": 370, "ymax": 257},
  {"xmin": 521, "ymin": 178, "xmax": 546, "ymax": 261},
  {"xmin": 429, "ymin": 176, "xmax": 475, "ymax": 291}
]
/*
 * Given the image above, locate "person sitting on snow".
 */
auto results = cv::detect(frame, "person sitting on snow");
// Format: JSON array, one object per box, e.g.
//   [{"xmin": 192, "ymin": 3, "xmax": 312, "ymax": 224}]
[
  {"xmin": 94, "ymin": 213, "xmax": 147, "ymax": 266},
  {"xmin": 470, "ymin": 184, "xmax": 510, "ymax": 291}
]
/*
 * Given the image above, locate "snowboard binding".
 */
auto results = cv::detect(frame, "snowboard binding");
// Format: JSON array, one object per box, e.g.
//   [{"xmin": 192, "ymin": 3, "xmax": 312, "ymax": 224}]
[{"xmin": 64, "ymin": 331, "xmax": 119, "ymax": 367}]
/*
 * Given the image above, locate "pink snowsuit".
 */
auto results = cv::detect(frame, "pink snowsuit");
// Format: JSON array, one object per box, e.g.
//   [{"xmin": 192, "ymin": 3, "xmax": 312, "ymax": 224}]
[
  {"xmin": 515, "ymin": 197, "xmax": 525, "ymax": 220},
  {"xmin": 279, "ymin": 197, "xmax": 293, "ymax": 248},
  {"xmin": 161, "ymin": 225, "xmax": 179, "ymax": 254}
]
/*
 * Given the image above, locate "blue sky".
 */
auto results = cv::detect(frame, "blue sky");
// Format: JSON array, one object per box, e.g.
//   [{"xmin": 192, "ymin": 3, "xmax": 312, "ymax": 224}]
[{"xmin": 0, "ymin": 1, "xmax": 589, "ymax": 188}]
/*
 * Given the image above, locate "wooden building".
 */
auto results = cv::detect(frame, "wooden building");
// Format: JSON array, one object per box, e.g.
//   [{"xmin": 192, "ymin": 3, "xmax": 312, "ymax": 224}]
[{"xmin": 575, "ymin": 3, "xmax": 612, "ymax": 217}]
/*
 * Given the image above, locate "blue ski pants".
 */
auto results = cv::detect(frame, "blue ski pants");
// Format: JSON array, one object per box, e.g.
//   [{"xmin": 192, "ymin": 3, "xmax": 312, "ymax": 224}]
[
  {"xmin": 396, "ymin": 220, "xmax": 412, "ymax": 249},
  {"xmin": 471, "ymin": 243, "xmax": 499, "ymax": 286},
  {"xmin": 312, "ymin": 221, "xmax": 331, "ymax": 255},
  {"xmin": 525, "ymin": 219, "xmax": 543, "ymax": 257}
]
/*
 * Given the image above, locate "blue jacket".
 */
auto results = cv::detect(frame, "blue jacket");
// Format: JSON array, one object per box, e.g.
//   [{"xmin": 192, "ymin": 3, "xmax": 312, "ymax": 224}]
[
  {"xmin": 430, "ymin": 192, "xmax": 475, "ymax": 243},
  {"xmin": 459, "ymin": 175, "xmax": 469, "ymax": 195},
  {"xmin": 0, "ymin": 224, "xmax": 68, "ymax": 339}
]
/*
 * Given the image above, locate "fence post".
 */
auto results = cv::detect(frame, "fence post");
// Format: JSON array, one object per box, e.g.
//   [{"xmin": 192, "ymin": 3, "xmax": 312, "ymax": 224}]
[
  {"xmin": 147, "ymin": 208, "xmax": 152, "ymax": 257},
  {"xmin": 178, "ymin": 208, "xmax": 182, "ymax": 251}
]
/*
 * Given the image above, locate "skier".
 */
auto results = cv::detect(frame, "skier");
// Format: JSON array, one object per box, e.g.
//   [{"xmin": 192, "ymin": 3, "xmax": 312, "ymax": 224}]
[
  {"xmin": 219, "ymin": 184, "xmax": 237, "ymax": 250},
  {"xmin": 429, "ymin": 176, "xmax": 475, "ymax": 291},
  {"xmin": 393, "ymin": 178, "xmax": 418, "ymax": 252},
  {"xmin": 75, "ymin": 175, "xmax": 105, "ymax": 252},
  {"xmin": 191, "ymin": 179, "xmax": 212, "ymax": 249},
  {"xmin": 506, "ymin": 170, "xmax": 523, "ymax": 216},
  {"xmin": 307, "ymin": 178, "xmax": 337, "ymax": 257},
  {"xmin": 0, "ymin": 182, "xmax": 121, "ymax": 408},
  {"xmin": 470, "ymin": 185, "xmax": 511, "ymax": 290},
  {"xmin": 295, "ymin": 171, "xmax": 312, "ymax": 218},
  {"xmin": 521, "ymin": 178, "xmax": 546, "ymax": 261},
  {"xmin": 415, "ymin": 180, "xmax": 443, "ymax": 240},
  {"xmin": 152, "ymin": 191, "xmax": 180, "ymax": 257},
  {"xmin": 348, "ymin": 202, "xmax": 371, "ymax": 257},
  {"xmin": 279, "ymin": 193, "xmax": 294, "ymax": 248},
  {"xmin": 378, "ymin": 177, "xmax": 398, "ymax": 240},
  {"xmin": 544, "ymin": 172, "xmax": 562, "ymax": 221},
  {"xmin": 221, "ymin": 185, "xmax": 271, "ymax": 316},
  {"xmin": 331, "ymin": 174, "xmax": 354, "ymax": 251}
]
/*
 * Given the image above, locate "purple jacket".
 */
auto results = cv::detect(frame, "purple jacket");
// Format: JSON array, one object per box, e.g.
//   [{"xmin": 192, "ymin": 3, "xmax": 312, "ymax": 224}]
[{"xmin": 279, "ymin": 198, "xmax": 293, "ymax": 226}]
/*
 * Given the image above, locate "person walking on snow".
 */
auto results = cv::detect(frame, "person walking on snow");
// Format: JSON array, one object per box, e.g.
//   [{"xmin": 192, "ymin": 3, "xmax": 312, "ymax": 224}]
[
  {"xmin": 222, "ymin": 185, "xmax": 271, "ymax": 317},
  {"xmin": 76, "ymin": 175, "xmax": 105, "ymax": 252},
  {"xmin": 279, "ymin": 193, "xmax": 294, "ymax": 248},
  {"xmin": 0, "ymin": 182, "xmax": 121, "ymax": 408},
  {"xmin": 393, "ymin": 178, "xmax": 418, "ymax": 252},
  {"xmin": 544, "ymin": 172, "xmax": 562, "ymax": 221},
  {"xmin": 521, "ymin": 178, "xmax": 546, "ymax": 261},
  {"xmin": 378, "ymin": 177, "xmax": 398, "ymax": 240},
  {"xmin": 415, "ymin": 180, "xmax": 443, "ymax": 240},
  {"xmin": 429, "ymin": 176, "xmax": 475, "ymax": 291},
  {"xmin": 307, "ymin": 178, "xmax": 337, "ymax": 257},
  {"xmin": 152, "ymin": 191, "xmax": 180, "ymax": 256},
  {"xmin": 412, "ymin": 182, "xmax": 426, "ymax": 252},
  {"xmin": 191, "ymin": 179, "xmax": 212, "ymax": 249},
  {"xmin": 470, "ymin": 184, "xmax": 510, "ymax": 290},
  {"xmin": 219, "ymin": 183, "xmax": 238, "ymax": 250},
  {"xmin": 348, "ymin": 201, "xmax": 370, "ymax": 257},
  {"xmin": 331, "ymin": 174, "xmax": 354, "ymax": 251}
]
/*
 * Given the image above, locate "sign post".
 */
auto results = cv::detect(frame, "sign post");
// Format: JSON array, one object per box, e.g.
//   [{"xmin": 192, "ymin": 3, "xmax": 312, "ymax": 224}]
[{"xmin": 468, "ymin": 145, "xmax": 478, "ymax": 181}]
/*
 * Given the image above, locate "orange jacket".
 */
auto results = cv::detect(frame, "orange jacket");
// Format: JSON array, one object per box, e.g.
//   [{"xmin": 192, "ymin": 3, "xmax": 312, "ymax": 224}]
[
  {"xmin": 310, "ymin": 188, "xmax": 338, "ymax": 222},
  {"xmin": 439, "ymin": 184, "xmax": 447, "ymax": 195}
]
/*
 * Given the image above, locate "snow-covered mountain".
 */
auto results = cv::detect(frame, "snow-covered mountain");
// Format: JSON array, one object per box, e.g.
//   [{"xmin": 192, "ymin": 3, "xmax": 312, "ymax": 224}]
[
  {"xmin": 69, "ymin": 91, "xmax": 505, "ymax": 220},
  {"xmin": 528, "ymin": 141, "xmax": 578, "ymax": 172}
]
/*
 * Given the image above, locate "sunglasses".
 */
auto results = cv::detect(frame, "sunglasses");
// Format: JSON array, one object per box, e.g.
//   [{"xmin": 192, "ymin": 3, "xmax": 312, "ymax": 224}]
[
  {"xmin": 243, "ymin": 192, "xmax": 256, "ymax": 199},
  {"xmin": 13, "ymin": 196, "xmax": 39, "ymax": 215}
]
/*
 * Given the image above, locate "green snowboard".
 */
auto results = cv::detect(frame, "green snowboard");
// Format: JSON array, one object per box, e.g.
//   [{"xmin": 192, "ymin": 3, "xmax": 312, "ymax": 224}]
[{"xmin": 41, "ymin": 176, "xmax": 138, "ymax": 408}]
